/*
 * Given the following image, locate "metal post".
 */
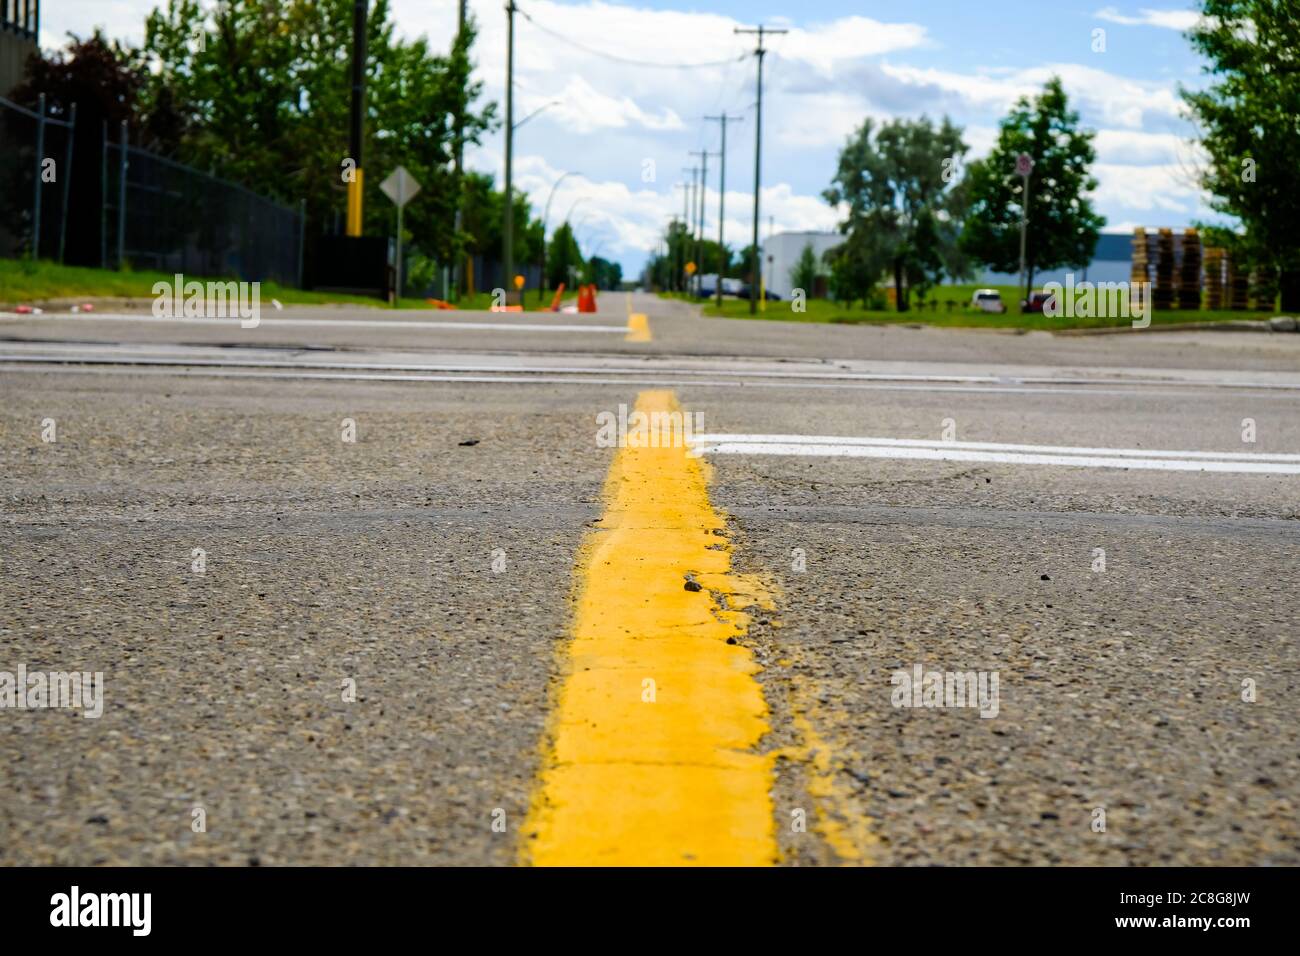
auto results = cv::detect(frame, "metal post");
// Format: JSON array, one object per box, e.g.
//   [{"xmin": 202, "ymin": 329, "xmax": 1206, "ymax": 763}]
[
  {"xmin": 451, "ymin": 0, "xmax": 466, "ymax": 301},
  {"xmin": 297, "ymin": 199, "xmax": 306, "ymax": 288},
  {"xmin": 117, "ymin": 120, "xmax": 127, "ymax": 270},
  {"xmin": 58, "ymin": 102, "xmax": 77, "ymax": 263},
  {"xmin": 395, "ymin": 202, "xmax": 403, "ymax": 306},
  {"xmin": 751, "ymin": 49, "xmax": 762, "ymax": 313},
  {"xmin": 32, "ymin": 92, "xmax": 45, "ymax": 259},
  {"xmin": 100, "ymin": 120, "xmax": 107, "ymax": 268},
  {"xmin": 346, "ymin": 0, "xmax": 368, "ymax": 237},
  {"xmin": 502, "ymin": 0, "xmax": 516, "ymax": 298},
  {"xmin": 1018, "ymin": 171, "xmax": 1031, "ymax": 304}
]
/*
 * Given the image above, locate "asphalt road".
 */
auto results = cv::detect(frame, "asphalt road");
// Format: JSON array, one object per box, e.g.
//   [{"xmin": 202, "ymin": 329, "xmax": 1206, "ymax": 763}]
[{"xmin": 1, "ymin": 292, "xmax": 1297, "ymax": 865}]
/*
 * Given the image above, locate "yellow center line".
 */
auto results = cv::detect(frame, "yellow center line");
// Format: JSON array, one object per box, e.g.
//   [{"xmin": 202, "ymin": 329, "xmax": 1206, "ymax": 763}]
[
  {"xmin": 522, "ymin": 390, "xmax": 775, "ymax": 866},
  {"xmin": 625, "ymin": 292, "xmax": 652, "ymax": 342}
]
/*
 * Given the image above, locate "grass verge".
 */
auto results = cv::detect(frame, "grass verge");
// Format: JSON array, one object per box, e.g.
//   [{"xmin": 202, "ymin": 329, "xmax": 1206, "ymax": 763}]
[
  {"xmin": 662, "ymin": 284, "xmax": 1276, "ymax": 331},
  {"xmin": 0, "ymin": 259, "xmax": 571, "ymax": 312}
]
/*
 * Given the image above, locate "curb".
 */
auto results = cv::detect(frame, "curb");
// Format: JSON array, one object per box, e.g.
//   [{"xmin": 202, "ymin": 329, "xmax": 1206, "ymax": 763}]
[{"xmin": 1054, "ymin": 318, "xmax": 1298, "ymax": 336}]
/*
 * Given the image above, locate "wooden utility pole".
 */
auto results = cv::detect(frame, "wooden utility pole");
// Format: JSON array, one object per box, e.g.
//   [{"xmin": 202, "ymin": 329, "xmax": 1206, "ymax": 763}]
[
  {"xmin": 734, "ymin": 25, "xmax": 785, "ymax": 313},
  {"xmin": 705, "ymin": 114, "xmax": 742, "ymax": 307}
]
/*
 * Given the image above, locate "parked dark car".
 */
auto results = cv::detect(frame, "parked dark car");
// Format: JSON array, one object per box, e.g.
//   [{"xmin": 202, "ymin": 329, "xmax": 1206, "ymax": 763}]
[{"xmin": 1022, "ymin": 291, "xmax": 1056, "ymax": 314}]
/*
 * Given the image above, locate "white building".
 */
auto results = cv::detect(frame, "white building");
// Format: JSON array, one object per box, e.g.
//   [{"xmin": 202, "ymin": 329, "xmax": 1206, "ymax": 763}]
[{"xmin": 761, "ymin": 231, "xmax": 843, "ymax": 300}]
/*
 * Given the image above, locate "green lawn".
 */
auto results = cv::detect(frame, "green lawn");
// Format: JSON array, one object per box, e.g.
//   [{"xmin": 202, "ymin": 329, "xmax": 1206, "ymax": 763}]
[
  {"xmin": 663, "ymin": 283, "xmax": 1275, "ymax": 330},
  {"xmin": 0, "ymin": 259, "xmax": 570, "ymax": 312}
]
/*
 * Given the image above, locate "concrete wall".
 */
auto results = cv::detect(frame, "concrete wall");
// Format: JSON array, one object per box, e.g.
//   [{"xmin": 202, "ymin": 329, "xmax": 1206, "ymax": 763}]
[
  {"xmin": 977, "ymin": 260, "xmax": 1132, "ymax": 288},
  {"xmin": 1, "ymin": 30, "xmax": 38, "ymax": 97},
  {"xmin": 762, "ymin": 231, "xmax": 843, "ymax": 300}
]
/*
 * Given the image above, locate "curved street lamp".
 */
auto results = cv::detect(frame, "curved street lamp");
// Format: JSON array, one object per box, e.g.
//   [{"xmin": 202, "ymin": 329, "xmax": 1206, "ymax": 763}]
[
  {"xmin": 540, "ymin": 171, "xmax": 583, "ymax": 299},
  {"xmin": 513, "ymin": 99, "xmax": 561, "ymax": 132}
]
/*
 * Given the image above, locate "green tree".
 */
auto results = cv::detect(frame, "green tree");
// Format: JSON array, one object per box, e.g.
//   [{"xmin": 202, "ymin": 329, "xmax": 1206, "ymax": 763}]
[
  {"xmin": 1183, "ymin": 0, "xmax": 1300, "ymax": 310},
  {"xmin": 790, "ymin": 243, "xmax": 819, "ymax": 298},
  {"xmin": 9, "ymin": 31, "xmax": 173, "ymax": 265},
  {"xmin": 546, "ymin": 221, "xmax": 583, "ymax": 289},
  {"xmin": 824, "ymin": 116, "xmax": 968, "ymax": 312},
  {"xmin": 585, "ymin": 256, "xmax": 622, "ymax": 290},
  {"xmin": 960, "ymin": 77, "xmax": 1104, "ymax": 300},
  {"xmin": 731, "ymin": 243, "xmax": 757, "ymax": 281},
  {"xmin": 136, "ymin": 0, "xmax": 495, "ymax": 261}
]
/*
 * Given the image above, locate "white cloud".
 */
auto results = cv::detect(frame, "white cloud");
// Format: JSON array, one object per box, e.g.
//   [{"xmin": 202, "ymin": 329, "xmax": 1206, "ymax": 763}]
[
  {"xmin": 1092, "ymin": 162, "xmax": 1204, "ymax": 214},
  {"xmin": 527, "ymin": 76, "xmax": 685, "ymax": 134},
  {"xmin": 40, "ymin": 0, "xmax": 151, "ymax": 50},
  {"xmin": 777, "ymin": 16, "xmax": 929, "ymax": 73},
  {"xmin": 879, "ymin": 61, "xmax": 1186, "ymax": 130},
  {"xmin": 1094, "ymin": 6, "xmax": 1203, "ymax": 31}
]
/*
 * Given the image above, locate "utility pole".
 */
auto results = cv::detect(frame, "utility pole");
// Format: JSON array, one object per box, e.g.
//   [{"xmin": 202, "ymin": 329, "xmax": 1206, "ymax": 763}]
[
  {"xmin": 735, "ymin": 24, "xmax": 786, "ymax": 313},
  {"xmin": 503, "ymin": 0, "xmax": 517, "ymax": 300},
  {"xmin": 678, "ymin": 177, "xmax": 694, "ymax": 292},
  {"xmin": 346, "ymin": 0, "xmax": 369, "ymax": 237},
  {"xmin": 689, "ymin": 149, "xmax": 717, "ymax": 299},
  {"xmin": 451, "ymin": 0, "xmax": 466, "ymax": 300},
  {"xmin": 706, "ymin": 114, "xmax": 742, "ymax": 308},
  {"xmin": 683, "ymin": 165, "xmax": 699, "ymax": 292}
]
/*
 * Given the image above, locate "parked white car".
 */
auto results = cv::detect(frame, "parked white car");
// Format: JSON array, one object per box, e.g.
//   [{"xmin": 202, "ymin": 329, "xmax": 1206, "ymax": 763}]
[{"xmin": 971, "ymin": 289, "xmax": 1007, "ymax": 313}]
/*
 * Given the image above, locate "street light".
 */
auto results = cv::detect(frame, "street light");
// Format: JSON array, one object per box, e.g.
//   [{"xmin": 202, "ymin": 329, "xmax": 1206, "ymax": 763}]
[
  {"xmin": 540, "ymin": 171, "xmax": 583, "ymax": 300},
  {"xmin": 563, "ymin": 197, "xmax": 588, "ymax": 225},
  {"xmin": 514, "ymin": 100, "xmax": 561, "ymax": 132}
]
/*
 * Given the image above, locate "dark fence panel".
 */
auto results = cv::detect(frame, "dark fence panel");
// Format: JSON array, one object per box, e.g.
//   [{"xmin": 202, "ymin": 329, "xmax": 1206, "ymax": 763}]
[
  {"xmin": 0, "ymin": 94, "xmax": 73, "ymax": 261},
  {"xmin": 105, "ymin": 133, "xmax": 303, "ymax": 286}
]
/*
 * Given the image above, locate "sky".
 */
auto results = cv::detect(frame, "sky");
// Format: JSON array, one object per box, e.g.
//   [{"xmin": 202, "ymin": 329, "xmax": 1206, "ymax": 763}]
[{"xmin": 42, "ymin": 1, "xmax": 1223, "ymax": 276}]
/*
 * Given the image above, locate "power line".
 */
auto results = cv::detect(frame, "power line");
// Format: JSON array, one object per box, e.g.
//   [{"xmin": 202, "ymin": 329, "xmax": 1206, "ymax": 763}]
[{"xmin": 517, "ymin": 6, "xmax": 747, "ymax": 70}]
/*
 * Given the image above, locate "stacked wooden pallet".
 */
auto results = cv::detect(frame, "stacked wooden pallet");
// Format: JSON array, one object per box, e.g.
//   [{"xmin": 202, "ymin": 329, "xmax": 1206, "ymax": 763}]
[
  {"xmin": 1251, "ymin": 265, "xmax": 1277, "ymax": 311},
  {"xmin": 1131, "ymin": 228, "xmax": 1150, "ymax": 288},
  {"xmin": 1153, "ymin": 228, "xmax": 1176, "ymax": 310},
  {"xmin": 1178, "ymin": 229, "xmax": 1201, "ymax": 310},
  {"xmin": 1204, "ymin": 247, "xmax": 1226, "ymax": 310},
  {"xmin": 1227, "ymin": 256, "xmax": 1250, "ymax": 310}
]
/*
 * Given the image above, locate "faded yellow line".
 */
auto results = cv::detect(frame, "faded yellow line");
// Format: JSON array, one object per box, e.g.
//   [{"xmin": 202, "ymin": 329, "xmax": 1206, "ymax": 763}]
[
  {"xmin": 788, "ymin": 675, "xmax": 879, "ymax": 864},
  {"xmin": 523, "ymin": 390, "xmax": 775, "ymax": 866},
  {"xmin": 624, "ymin": 292, "xmax": 652, "ymax": 342}
]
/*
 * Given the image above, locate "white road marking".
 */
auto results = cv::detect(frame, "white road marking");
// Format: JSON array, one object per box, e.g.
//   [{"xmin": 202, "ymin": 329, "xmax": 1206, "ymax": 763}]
[
  {"xmin": 0, "ymin": 312, "xmax": 628, "ymax": 333},
  {"xmin": 692, "ymin": 434, "xmax": 1300, "ymax": 463},
  {"xmin": 690, "ymin": 435, "xmax": 1300, "ymax": 475},
  {"xmin": 0, "ymin": 360, "xmax": 1270, "ymax": 399}
]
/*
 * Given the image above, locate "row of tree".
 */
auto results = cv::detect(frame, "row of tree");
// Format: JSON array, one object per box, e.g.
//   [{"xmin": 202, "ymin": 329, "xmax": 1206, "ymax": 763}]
[
  {"xmin": 647, "ymin": 77, "xmax": 1101, "ymax": 310},
  {"xmin": 653, "ymin": 0, "xmax": 1299, "ymax": 314},
  {"xmin": 11, "ymin": 0, "xmax": 620, "ymax": 291},
  {"xmin": 821, "ymin": 77, "xmax": 1102, "ymax": 312}
]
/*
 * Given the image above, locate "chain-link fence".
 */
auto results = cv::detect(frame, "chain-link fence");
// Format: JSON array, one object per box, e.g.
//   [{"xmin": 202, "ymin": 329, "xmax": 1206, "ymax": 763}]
[
  {"xmin": 1, "ymin": 93, "xmax": 304, "ymax": 286},
  {"xmin": 0, "ymin": 93, "xmax": 75, "ymax": 261},
  {"xmin": 104, "ymin": 124, "xmax": 304, "ymax": 285}
]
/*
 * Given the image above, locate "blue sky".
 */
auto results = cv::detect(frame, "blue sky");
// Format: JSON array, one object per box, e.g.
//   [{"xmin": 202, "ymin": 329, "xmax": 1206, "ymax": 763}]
[{"xmin": 45, "ymin": 1, "xmax": 1221, "ymax": 275}]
